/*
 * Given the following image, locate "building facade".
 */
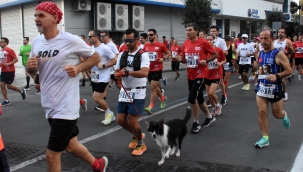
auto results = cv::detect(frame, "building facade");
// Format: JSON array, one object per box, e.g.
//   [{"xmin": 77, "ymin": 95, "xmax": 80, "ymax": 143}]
[{"xmin": 0, "ymin": 0, "xmax": 285, "ymax": 67}]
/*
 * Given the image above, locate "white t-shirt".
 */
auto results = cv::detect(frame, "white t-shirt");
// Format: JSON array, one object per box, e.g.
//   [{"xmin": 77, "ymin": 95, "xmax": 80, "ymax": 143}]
[
  {"xmin": 91, "ymin": 43, "xmax": 116, "ymax": 83},
  {"xmin": 115, "ymin": 47, "xmax": 150, "ymax": 99},
  {"xmin": 30, "ymin": 31, "xmax": 95, "ymax": 120},
  {"xmin": 105, "ymin": 41, "xmax": 119, "ymax": 55},
  {"xmin": 237, "ymin": 43, "xmax": 255, "ymax": 57},
  {"xmin": 140, "ymin": 44, "xmax": 144, "ymax": 49},
  {"xmin": 214, "ymin": 37, "xmax": 227, "ymax": 51}
]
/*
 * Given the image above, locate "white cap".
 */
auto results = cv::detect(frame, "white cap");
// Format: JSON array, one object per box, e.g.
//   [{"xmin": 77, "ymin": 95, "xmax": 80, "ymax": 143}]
[{"xmin": 242, "ymin": 34, "xmax": 248, "ymax": 38}]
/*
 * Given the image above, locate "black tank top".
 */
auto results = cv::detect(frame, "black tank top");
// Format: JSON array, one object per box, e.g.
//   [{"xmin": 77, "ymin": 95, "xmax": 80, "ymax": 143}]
[{"xmin": 226, "ymin": 44, "xmax": 233, "ymax": 65}]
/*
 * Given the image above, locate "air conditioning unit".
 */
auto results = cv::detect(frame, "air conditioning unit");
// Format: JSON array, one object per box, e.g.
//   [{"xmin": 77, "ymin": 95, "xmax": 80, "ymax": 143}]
[
  {"xmin": 74, "ymin": 0, "xmax": 91, "ymax": 11},
  {"xmin": 132, "ymin": 6, "xmax": 144, "ymax": 31},
  {"xmin": 115, "ymin": 4, "xmax": 128, "ymax": 31},
  {"xmin": 96, "ymin": 2, "xmax": 112, "ymax": 30}
]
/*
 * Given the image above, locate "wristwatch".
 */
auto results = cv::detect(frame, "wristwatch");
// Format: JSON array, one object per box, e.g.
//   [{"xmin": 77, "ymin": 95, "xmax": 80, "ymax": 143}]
[{"xmin": 103, "ymin": 64, "xmax": 106, "ymax": 68}]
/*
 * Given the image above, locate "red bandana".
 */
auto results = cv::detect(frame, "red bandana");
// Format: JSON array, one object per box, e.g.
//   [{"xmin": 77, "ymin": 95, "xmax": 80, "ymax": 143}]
[{"xmin": 35, "ymin": 1, "xmax": 63, "ymax": 24}]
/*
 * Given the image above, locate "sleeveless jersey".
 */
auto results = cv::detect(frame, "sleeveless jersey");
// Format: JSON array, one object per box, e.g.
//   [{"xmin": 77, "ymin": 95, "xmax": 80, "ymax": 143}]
[{"xmin": 274, "ymin": 40, "xmax": 287, "ymax": 52}]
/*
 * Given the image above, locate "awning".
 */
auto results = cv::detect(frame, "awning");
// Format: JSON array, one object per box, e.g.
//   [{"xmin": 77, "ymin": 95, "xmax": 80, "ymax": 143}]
[{"xmin": 0, "ymin": 0, "xmax": 37, "ymax": 9}]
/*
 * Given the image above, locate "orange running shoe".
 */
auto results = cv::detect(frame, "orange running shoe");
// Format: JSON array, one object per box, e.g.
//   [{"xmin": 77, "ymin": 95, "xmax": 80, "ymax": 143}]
[
  {"xmin": 128, "ymin": 133, "xmax": 145, "ymax": 149},
  {"xmin": 132, "ymin": 143, "xmax": 147, "ymax": 156}
]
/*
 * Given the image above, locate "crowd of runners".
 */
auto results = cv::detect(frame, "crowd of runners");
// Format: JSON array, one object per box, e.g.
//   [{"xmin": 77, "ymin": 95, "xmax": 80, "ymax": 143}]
[{"xmin": 0, "ymin": 1, "xmax": 301, "ymax": 171}]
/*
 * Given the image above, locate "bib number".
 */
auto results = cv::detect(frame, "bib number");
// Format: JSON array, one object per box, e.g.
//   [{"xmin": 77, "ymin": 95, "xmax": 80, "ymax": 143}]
[
  {"xmin": 223, "ymin": 62, "xmax": 230, "ymax": 70},
  {"xmin": 148, "ymin": 52, "xmax": 157, "ymax": 62},
  {"xmin": 91, "ymin": 71, "xmax": 99, "ymax": 83},
  {"xmin": 208, "ymin": 59, "xmax": 218, "ymax": 70},
  {"xmin": 172, "ymin": 51, "xmax": 177, "ymax": 58},
  {"xmin": 257, "ymin": 84, "xmax": 274, "ymax": 98},
  {"xmin": 239, "ymin": 57, "xmax": 251, "ymax": 65},
  {"xmin": 118, "ymin": 88, "xmax": 136, "ymax": 102},
  {"xmin": 186, "ymin": 56, "xmax": 199, "ymax": 68}
]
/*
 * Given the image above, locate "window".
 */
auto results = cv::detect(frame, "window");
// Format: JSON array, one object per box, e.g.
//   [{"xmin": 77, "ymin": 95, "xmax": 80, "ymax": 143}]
[{"xmin": 224, "ymin": 19, "xmax": 230, "ymax": 37}]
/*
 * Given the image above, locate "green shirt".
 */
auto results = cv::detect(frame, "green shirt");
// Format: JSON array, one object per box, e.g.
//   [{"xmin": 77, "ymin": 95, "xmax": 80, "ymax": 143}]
[{"xmin": 20, "ymin": 44, "xmax": 31, "ymax": 66}]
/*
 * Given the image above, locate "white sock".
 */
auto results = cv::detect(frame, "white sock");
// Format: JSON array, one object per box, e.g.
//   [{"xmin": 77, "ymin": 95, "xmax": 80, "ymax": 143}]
[{"xmin": 104, "ymin": 108, "xmax": 111, "ymax": 113}]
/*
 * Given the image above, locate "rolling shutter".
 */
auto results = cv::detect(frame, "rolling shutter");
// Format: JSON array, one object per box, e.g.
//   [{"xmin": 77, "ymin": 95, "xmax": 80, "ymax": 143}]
[{"xmin": 172, "ymin": 8, "xmax": 186, "ymax": 45}]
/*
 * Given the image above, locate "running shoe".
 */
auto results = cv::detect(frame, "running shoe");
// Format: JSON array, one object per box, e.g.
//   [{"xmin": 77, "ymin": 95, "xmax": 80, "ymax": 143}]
[
  {"xmin": 255, "ymin": 137, "xmax": 269, "ymax": 148},
  {"xmin": 24, "ymin": 86, "xmax": 30, "ymax": 91},
  {"xmin": 132, "ymin": 143, "xmax": 147, "ymax": 156},
  {"xmin": 175, "ymin": 77, "xmax": 178, "ymax": 81},
  {"xmin": 108, "ymin": 84, "xmax": 113, "ymax": 89},
  {"xmin": 243, "ymin": 84, "xmax": 250, "ymax": 91},
  {"xmin": 35, "ymin": 91, "xmax": 41, "ymax": 95},
  {"xmin": 206, "ymin": 100, "xmax": 211, "ymax": 107},
  {"xmin": 102, "ymin": 111, "xmax": 116, "ymax": 125},
  {"xmin": 21, "ymin": 88, "xmax": 27, "ymax": 100},
  {"xmin": 191, "ymin": 122, "xmax": 201, "ymax": 133},
  {"xmin": 129, "ymin": 133, "xmax": 146, "ymax": 149},
  {"xmin": 178, "ymin": 72, "xmax": 182, "ymax": 78},
  {"xmin": 81, "ymin": 99, "xmax": 88, "ymax": 113},
  {"xmin": 160, "ymin": 96, "xmax": 167, "ymax": 109},
  {"xmin": 201, "ymin": 117, "xmax": 216, "ymax": 127},
  {"xmin": 93, "ymin": 157, "xmax": 108, "ymax": 172},
  {"xmin": 215, "ymin": 104, "xmax": 222, "ymax": 116},
  {"xmin": 284, "ymin": 92, "xmax": 288, "ymax": 101},
  {"xmin": 144, "ymin": 107, "xmax": 152, "ymax": 115},
  {"xmin": 210, "ymin": 108, "xmax": 216, "ymax": 116},
  {"xmin": 298, "ymin": 75, "xmax": 301, "ymax": 82},
  {"xmin": 162, "ymin": 77, "xmax": 167, "ymax": 86},
  {"xmin": 282, "ymin": 111, "xmax": 290, "ymax": 129},
  {"xmin": 95, "ymin": 106, "xmax": 104, "ymax": 112},
  {"xmin": 242, "ymin": 85, "xmax": 246, "ymax": 90},
  {"xmin": 1, "ymin": 101, "xmax": 10, "ymax": 106},
  {"xmin": 221, "ymin": 95, "xmax": 227, "ymax": 105},
  {"xmin": 80, "ymin": 83, "xmax": 85, "ymax": 87}
]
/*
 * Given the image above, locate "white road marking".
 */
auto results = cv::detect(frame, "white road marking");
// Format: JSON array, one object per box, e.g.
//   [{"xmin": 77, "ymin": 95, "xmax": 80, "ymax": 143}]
[
  {"xmin": 10, "ymin": 82, "xmax": 243, "ymax": 171},
  {"xmin": 291, "ymin": 142, "xmax": 303, "ymax": 172}
]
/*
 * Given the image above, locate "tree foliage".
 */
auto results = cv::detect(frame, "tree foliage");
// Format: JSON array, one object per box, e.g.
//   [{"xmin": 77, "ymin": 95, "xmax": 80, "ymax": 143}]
[
  {"xmin": 265, "ymin": 7, "xmax": 286, "ymax": 28},
  {"xmin": 182, "ymin": 0, "xmax": 212, "ymax": 32}
]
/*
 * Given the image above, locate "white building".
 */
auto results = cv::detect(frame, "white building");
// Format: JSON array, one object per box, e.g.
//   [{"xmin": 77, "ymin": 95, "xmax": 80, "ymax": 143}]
[{"xmin": 0, "ymin": 0, "xmax": 285, "ymax": 66}]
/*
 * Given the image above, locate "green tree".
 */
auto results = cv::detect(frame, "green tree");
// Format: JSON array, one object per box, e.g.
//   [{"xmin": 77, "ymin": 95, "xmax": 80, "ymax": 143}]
[
  {"xmin": 265, "ymin": 7, "xmax": 286, "ymax": 28},
  {"xmin": 182, "ymin": 0, "xmax": 212, "ymax": 32}
]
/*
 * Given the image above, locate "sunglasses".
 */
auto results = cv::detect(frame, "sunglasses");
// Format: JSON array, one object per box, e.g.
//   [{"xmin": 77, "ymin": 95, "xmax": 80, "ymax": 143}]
[
  {"xmin": 100, "ymin": 35, "xmax": 106, "ymax": 38},
  {"xmin": 148, "ymin": 34, "xmax": 154, "ymax": 37},
  {"xmin": 124, "ymin": 39, "xmax": 136, "ymax": 43},
  {"xmin": 87, "ymin": 35, "xmax": 95, "ymax": 38},
  {"xmin": 242, "ymin": 37, "xmax": 248, "ymax": 39}
]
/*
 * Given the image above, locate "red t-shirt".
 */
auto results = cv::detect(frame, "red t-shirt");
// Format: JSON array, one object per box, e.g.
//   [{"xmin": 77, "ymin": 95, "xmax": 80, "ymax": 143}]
[
  {"xmin": 182, "ymin": 38, "xmax": 216, "ymax": 80},
  {"xmin": 119, "ymin": 43, "xmax": 141, "ymax": 52},
  {"xmin": 163, "ymin": 40, "xmax": 168, "ymax": 48},
  {"xmin": 0, "ymin": 47, "xmax": 17, "ymax": 72},
  {"xmin": 171, "ymin": 45, "xmax": 182, "ymax": 61},
  {"xmin": 143, "ymin": 41, "xmax": 169, "ymax": 71},
  {"xmin": 235, "ymin": 40, "xmax": 242, "ymax": 49},
  {"xmin": 293, "ymin": 41, "xmax": 303, "ymax": 58},
  {"xmin": 207, "ymin": 47, "xmax": 226, "ymax": 80}
]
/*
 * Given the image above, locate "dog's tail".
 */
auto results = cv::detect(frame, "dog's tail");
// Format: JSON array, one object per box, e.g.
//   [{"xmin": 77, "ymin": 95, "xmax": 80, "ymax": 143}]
[{"xmin": 182, "ymin": 106, "xmax": 191, "ymax": 124}]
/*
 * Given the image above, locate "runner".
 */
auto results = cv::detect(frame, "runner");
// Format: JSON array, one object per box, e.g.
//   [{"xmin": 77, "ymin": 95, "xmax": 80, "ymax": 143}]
[
  {"xmin": 139, "ymin": 32, "xmax": 148, "ymax": 49},
  {"xmin": 254, "ymin": 29, "xmax": 292, "ymax": 148},
  {"xmin": 205, "ymin": 34, "xmax": 226, "ymax": 116},
  {"xmin": 88, "ymin": 30, "xmax": 117, "ymax": 125},
  {"xmin": 114, "ymin": 28, "xmax": 149, "ymax": 156},
  {"xmin": 170, "ymin": 39, "xmax": 182, "ymax": 81},
  {"xmin": 19, "ymin": 37, "xmax": 32, "ymax": 90},
  {"xmin": 236, "ymin": 34, "xmax": 255, "ymax": 90},
  {"xmin": 199, "ymin": 30, "xmax": 206, "ymax": 39},
  {"xmin": 144, "ymin": 28, "xmax": 171, "ymax": 114},
  {"xmin": 27, "ymin": 2, "xmax": 108, "ymax": 171},
  {"xmin": 273, "ymin": 28, "xmax": 294, "ymax": 101},
  {"xmin": 179, "ymin": 23, "xmax": 218, "ymax": 133},
  {"xmin": 293, "ymin": 33, "xmax": 303, "ymax": 82},
  {"xmin": 0, "ymin": 37, "xmax": 27, "ymax": 106}
]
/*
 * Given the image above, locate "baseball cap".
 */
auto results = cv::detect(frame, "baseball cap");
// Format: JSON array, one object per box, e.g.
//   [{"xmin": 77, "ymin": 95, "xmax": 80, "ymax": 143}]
[
  {"xmin": 242, "ymin": 34, "xmax": 248, "ymax": 38},
  {"xmin": 224, "ymin": 35, "xmax": 231, "ymax": 41},
  {"xmin": 256, "ymin": 36, "xmax": 260, "ymax": 40}
]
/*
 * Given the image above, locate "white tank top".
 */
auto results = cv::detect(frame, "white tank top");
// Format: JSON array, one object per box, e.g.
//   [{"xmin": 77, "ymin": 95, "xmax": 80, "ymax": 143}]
[
  {"xmin": 274, "ymin": 39, "xmax": 287, "ymax": 51},
  {"xmin": 258, "ymin": 43, "xmax": 264, "ymax": 51}
]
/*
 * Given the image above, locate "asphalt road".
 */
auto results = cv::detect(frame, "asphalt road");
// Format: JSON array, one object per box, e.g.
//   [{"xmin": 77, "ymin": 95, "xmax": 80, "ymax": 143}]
[{"xmin": 0, "ymin": 66, "xmax": 303, "ymax": 172}]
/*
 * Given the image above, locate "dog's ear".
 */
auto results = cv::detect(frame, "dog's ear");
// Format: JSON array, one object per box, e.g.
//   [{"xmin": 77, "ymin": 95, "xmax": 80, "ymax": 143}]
[
  {"xmin": 147, "ymin": 121, "xmax": 153, "ymax": 131},
  {"xmin": 159, "ymin": 118, "xmax": 164, "ymax": 124}
]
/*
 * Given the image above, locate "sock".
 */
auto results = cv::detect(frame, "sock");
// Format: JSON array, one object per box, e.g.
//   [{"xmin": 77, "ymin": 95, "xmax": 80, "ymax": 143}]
[
  {"xmin": 263, "ymin": 136, "xmax": 269, "ymax": 140},
  {"xmin": 104, "ymin": 108, "xmax": 110, "ymax": 113},
  {"xmin": 26, "ymin": 76, "xmax": 30, "ymax": 87},
  {"xmin": 80, "ymin": 99, "xmax": 84, "ymax": 105},
  {"xmin": 5, "ymin": 100, "xmax": 8, "ymax": 102},
  {"xmin": 283, "ymin": 112, "xmax": 287, "ymax": 119},
  {"xmin": 148, "ymin": 103, "xmax": 154, "ymax": 108},
  {"xmin": 91, "ymin": 158, "xmax": 100, "ymax": 171},
  {"xmin": 207, "ymin": 114, "xmax": 212, "ymax": 118},
  {"xmin": 137, "ymin": 140, "xmax": 143, "ymax": 145},
  {"xmin": 216, "ymin": 103, "xmax": 220, "ymax": 106},
  {"xmin": 196, "ymin": 120, "xmax": 199, "ymax": 124}
]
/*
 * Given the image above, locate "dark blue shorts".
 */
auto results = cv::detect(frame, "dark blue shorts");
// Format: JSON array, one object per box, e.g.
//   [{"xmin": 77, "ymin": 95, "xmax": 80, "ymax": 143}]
[{"xmin": 117, "ymin": 99, "xmax": 145, "ymax": 115}]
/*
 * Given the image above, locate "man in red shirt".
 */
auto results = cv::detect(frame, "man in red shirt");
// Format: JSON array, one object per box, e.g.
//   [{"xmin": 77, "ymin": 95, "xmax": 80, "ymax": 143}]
[
  {"xmin": 293, "ymin": 34, "xmax": 303, "ymax": 81},
  {"xmin": 179, "ymin": 23, "xmax": 218, "ymax": 133},
  {"xmin": 144, "ymin": 29, "xmax": 171, "ymax": 114},
  {"xmin": 0, "ymin": 37, "xmax": 26, "ymax": 106},
  {"xmin": 162, "ymin": 36, "xmax": 169, "ymax": 48},
  {"xmin": 170, "ymin": 39, "xmax": 182, "ymax": 81}
]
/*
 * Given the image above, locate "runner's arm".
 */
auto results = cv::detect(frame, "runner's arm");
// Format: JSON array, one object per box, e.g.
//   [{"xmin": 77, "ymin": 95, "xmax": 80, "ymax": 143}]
[
  {"xmin": 275, "ymin": 51, "xmax": 292, "ymax": 78},
  {"xmin": 77, "ymin": 52, "xmax": 101, "ymax": 73}
]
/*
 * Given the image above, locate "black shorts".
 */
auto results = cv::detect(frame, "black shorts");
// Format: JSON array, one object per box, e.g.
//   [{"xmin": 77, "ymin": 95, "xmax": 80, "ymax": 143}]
[
  {"xmin": 289, "ymin": 57, "xmax": 293, "ymax": 64},
  {"xmin": 239, "ymin": 64, "xmax": 251, "ymax": 74},
  {"xmin": 171, "ymin": 61, "xmax": 180, "ymax": 71},
  {"xmin": 148, "ymin": 71, "xmax": 162, "ymax": 82},
  {"xmin": 34, "ymin": 74, "xmax": 39, "ymax": 84},
  {"xmin": 256, "ymin": 90, "xmax": 284, "ymax": 103},
  {"xmin": 91, "ymin": 82, "xmax": 109, "ymax": 93},
  {"xmin": 205, "ymin": 79, "xmax": 221, "ymax": 86},
  {"xmin": 295, "ymin": 58, "xmax": 303, "ymax": 66},
  {"xmin": 1, "ymin": 72, "xmax": 15, "ymax": 84},
  {"xmin": 110, "ymin": 74, "xmax": 118, "ymax": 81},
  {"xmin": 251, "ymin": 57, "xmax": 256, "ymax": 62},
  {"xmin": 47, "ymin": 119, "xmax": 79, "ymax": 152},
  {"xmin": 187, "ymin": 78, "xmax": 205, "ymax": 104}
]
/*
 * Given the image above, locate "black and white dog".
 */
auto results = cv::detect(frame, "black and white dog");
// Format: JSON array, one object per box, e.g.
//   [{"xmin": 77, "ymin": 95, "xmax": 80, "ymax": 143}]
[{"xmin": 148, "ymin": 107, "xmax": 191, "ymax": 166}]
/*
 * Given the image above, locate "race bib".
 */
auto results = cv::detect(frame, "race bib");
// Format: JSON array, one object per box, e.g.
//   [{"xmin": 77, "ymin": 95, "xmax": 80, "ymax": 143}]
[
  {"xmin": 118, "ymin": 88, "xmax": 136, "ymax": 102},
  {"xmin": 257, "ymin": 84, "xmax": 275, "ymax": 98},
  {"xmin": 239, "ymin": 57, "xmax": 251, "ymax": 65},
  {"xmin": 186, "ymin": 55, "xmax": 199, "ymax": 68},
  {"xmin": 172, "ymin": 51, "xmax": 177, "ymax": 58},
  {"xmin": 208, "ymin": 59, "xmax": 218, "ymax": 70},
  {"xmin": 297, "ymin": 47, "xmax": 303, "ymax": 53},
  {"xmin": 148, "ymin": 52, "xmax": 157, "ymax": 62},
  {"xmin": 91, "ymin": 71, "xmax": 100, "ymax": 83},
  {"xmin": 0, "ymin": 52, "xmax": 5, "ymax": 59},
  {"xmin": 223, "ymin": 62, "xmax": 230, "ymax": 70}
]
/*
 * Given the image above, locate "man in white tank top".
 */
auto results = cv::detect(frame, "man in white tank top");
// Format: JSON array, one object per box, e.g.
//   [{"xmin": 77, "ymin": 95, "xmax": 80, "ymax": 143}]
[{"xmin": 273, "ymin": 28, "xmax": 294, "ymax": 101}]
